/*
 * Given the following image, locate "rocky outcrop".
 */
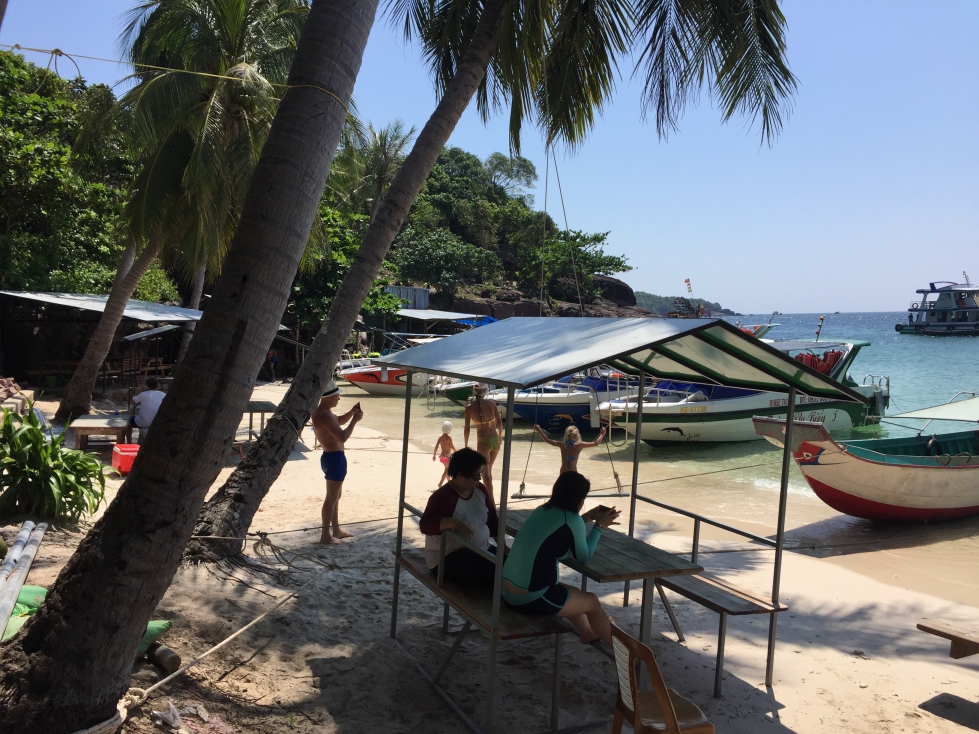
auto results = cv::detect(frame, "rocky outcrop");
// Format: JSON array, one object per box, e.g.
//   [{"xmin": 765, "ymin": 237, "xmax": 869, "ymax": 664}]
[
  {"xmin": 555, "ymin": 298, "xmax": 652, "ymax": 318},
  {"xmin": 453, "ymin": 297, "xmax": 551, "ymax": 319},
  {"xmin": 447, "ymin": 277, "xmax": 651, "ymax": 320},
  {"xmin": 593, "ymin": 275, "xmax": 636, "ymax": 307}
]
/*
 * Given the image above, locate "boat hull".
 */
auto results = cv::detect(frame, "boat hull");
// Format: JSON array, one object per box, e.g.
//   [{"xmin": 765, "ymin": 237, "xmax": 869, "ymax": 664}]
[
  {"xmin": 753, "ymin": 417, "xmax": 979, "ymax": 521},
  {"xmin": 339, "ymin": 366, "xmax": 426, "ymax": 396}
]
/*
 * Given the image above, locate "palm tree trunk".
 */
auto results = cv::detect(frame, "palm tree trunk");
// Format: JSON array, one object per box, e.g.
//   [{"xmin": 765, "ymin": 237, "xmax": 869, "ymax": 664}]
[
  {"xmin": 0, "ymin": 0, "xmax": 376, "ymax": 729},
  {"xmin": 174, "ymin": 261, "xmax": 207, "ymax": 366},
  {"xmin": 54, "ymin": 237, "xmax": 161, "ymax": 422},
  {"xmin": 187, "ymin": 0, "xmax": 506, "ymax": 561}
]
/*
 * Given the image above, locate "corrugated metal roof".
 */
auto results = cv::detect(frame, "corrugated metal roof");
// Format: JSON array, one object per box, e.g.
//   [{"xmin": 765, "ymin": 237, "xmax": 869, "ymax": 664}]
[
  {"xmin": 374, "ymin": 317, "xmax": 867, "ymax": 401},
  {"xmin": 397, "ymin": 308, "xmax": 492, "ymax": 322},
  {"xmin": 0, "ymin": 291, "xmax": 202, "ymax": 322}
]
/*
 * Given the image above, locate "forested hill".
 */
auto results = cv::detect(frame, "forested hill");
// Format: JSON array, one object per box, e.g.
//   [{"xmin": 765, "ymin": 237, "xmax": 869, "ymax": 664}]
[{"xmin": 634, "ymin": 291, "xmax": 738, "ymax": 316}]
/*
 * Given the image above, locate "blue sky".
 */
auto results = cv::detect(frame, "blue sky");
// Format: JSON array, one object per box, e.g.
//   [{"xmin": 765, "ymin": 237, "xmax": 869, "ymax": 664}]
[{"xmin": 2, "ymin": 0, "xmax": 976, "ymax": 313}]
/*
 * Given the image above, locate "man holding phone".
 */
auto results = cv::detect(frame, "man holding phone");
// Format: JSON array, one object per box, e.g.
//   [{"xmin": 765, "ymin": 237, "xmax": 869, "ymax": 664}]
[{"xmin": 311, "ymin": 381, "xmax": 363, "ymax": 544}]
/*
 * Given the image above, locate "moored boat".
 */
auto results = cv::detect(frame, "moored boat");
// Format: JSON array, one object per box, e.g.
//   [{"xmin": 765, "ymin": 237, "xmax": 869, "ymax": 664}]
[
  {"xmin": 895, "ymin": 278, "xmax": 979, "ymax": 336},
  {"xmin": 752, "ymin": 394, "xmax": 979, "ymax": 521},
  {"xmin": 603, "ymin": 339, "xmax": 888, "ymax": 444},
  {"xmin": 339, "ymin": 365, "xmax": 428, "ymax": 396}
]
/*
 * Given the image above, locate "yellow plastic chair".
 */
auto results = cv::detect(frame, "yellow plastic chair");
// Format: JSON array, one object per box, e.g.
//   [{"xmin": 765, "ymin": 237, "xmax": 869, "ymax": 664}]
[{"xmin": 610, "ymin": 624, "xmax": 715, "ymax": 734}]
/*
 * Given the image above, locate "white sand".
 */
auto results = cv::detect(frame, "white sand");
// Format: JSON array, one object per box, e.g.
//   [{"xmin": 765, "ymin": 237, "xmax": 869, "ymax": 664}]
[{"xmin": 13, "ymin": 386, "xmax": 979, "ymax": 733}]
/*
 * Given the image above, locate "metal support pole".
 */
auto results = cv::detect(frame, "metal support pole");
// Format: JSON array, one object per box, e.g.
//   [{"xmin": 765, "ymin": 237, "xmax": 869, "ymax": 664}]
[
  {"xmin": 550, "ymin": 631, "xmax": 564, "ymax": 731},
  {"xmin": 714, "ymin": 612, "xmax": 728, "ymax": 698},
  {"xmin": 624, "ymin": 371, "xmax": 646, "ymax": 607},
  {"xmin": 390, "ymin": 372, "xmax": 414, "ymax": 640},
  {"xmin": 766, "ymin": 385, "xmax": 795, "ymax": 687},
  {"xmin": 691, "ymin": 518, "xmax": 701, "ymax": 564},
  {"xmin": 485, "ymin": 386, "xmax": 516, "ymax": 732}
]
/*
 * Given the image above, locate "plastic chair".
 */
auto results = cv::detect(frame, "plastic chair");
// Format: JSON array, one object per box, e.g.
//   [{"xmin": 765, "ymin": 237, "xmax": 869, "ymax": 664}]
[{"xmin": 610, "ymin": 624, "xmax": 714, "ymax": 734}]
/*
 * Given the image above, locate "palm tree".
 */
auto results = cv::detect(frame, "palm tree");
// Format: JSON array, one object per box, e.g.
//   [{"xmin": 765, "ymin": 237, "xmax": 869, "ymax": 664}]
[
  {"xmin": 188, "ymin": 0, "xmax": 797, "ymax": 561},
  {"xmin": 56, "ymin": 0, "xmax": 313, "ymax": 421},
  {"xmin": 0, "ymin": 0, "xmax": 376, "ymax": 728},
  {"xmin": 329, "ymin": 119, "xmax": 417, "ymax": 218}
]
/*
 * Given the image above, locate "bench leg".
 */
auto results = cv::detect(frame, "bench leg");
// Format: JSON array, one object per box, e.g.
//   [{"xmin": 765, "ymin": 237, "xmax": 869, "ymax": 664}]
[
  {"xmin": 951, "ymin": 639, "xmax": 979, "ymax": 659},
  {"xmin": 580, "ymin": 576, "xmax": 587, "ymax": 592},
  {"xmin": 434, "ymin": 621, "xmax": 472, "ymax": 685},
  {"xmin": 484, "ymin": 636, "xmax": 498, "ymax": 734},
  {"xmin": 655, "ymin": 582, "xmax": 684, "ymax": 642},
  {"xmin": 442, "ymin": 603, "xmax": 450, "ymax": 634},
  {"xmin": 765, "ymin": 610, "xmax": 778, "ymax": 687},
  {"xmin": 551, "ymin": 632, "xmax": 563, "ymax": 732},
  {"xmin": 639, "ymin": 578, "xmax": 654, "ymax": 647},
  {"xmin": 714, "ymin": 612, "xmax": 727, "ymax": 698},
  {"xmin": 390, "ymin": 561, "xmax": 402, "ymax": 639},
  {"xmin": 623, "ymin": 580, "xmax": 630, "ymax": 608}
]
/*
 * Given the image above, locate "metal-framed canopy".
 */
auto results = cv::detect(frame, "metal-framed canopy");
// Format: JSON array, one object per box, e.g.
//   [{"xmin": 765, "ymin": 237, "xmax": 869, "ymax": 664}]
[
  {"xmin": 386, "ymin": 317, "xmax": 866, "ymax": 733},
  {"xmin": 891, "ymin": 395, "xmax": 979, "ymax": 423},
  {"xmin": 0, "ymin": 291, "xmax": 202, "ymax": 322},
  {"xmin": 375, "ymin": 317, "xmax": 866, "ymax": 401}
]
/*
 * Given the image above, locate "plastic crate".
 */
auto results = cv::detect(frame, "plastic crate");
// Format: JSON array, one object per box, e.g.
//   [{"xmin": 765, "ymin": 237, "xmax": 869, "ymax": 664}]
[{"xmin": 111, "ymin": 444, "xmax": 140, "ymax": 475}]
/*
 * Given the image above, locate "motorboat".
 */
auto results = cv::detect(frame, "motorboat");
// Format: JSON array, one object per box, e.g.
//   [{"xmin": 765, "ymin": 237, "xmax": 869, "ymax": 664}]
[
  {"xmin": 339, "ymin": 365, "xmax": 428, "ymax": 396},
  {"xmin": 895, "ymin": 278, "xmax": 979, "ymax": 336},
  {"xmin": 602, "ymin": 340, "xmax": 890, "ymax": 444},
  {"xmin": 752, "ymin": 393, "xmax": 979, "ymax": 521}
]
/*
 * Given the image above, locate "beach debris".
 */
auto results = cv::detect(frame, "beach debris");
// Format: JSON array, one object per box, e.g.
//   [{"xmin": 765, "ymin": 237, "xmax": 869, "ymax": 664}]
[
  {"xmin": 180, "ymin": 704, "xmax": 210, "ymax": 722},
  {"xmin": 152, "ymin": 701, "xmax": 182, "ymax": 729},
  {"xmin": 852, "ymin": 649, "xmax": 869, "ymax": 658}
]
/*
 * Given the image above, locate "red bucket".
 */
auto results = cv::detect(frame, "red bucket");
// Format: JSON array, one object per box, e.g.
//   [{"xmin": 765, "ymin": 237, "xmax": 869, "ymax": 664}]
[{"xmin": 111, "ymin": 444, "xmax": 140, "ymax": 475}]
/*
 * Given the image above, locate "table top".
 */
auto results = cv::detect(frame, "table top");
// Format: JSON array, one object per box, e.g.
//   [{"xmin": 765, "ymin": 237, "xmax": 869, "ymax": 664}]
[
  {"xmin": 245, "ymin": 400, "xmax": 278, "ymax": 413},
  {"xmin": 69, "ymin": 415, "xmax": 131, "ymax": 428},
  {"xmin": 504, "ymin": 508, "xmax": 702, "ymax": 583}
]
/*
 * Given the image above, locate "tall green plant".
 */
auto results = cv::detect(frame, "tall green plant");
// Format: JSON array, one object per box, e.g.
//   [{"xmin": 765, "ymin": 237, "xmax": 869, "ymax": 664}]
[{"xmin": 0, "ymin": 404, "xmax": 107, "ymax": 522}]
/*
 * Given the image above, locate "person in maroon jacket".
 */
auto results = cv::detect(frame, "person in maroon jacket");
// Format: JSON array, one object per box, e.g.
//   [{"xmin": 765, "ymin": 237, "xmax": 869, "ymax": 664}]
[{"xmin": 420, "ymin": 448, "xmax": 499, "ymax": 589}]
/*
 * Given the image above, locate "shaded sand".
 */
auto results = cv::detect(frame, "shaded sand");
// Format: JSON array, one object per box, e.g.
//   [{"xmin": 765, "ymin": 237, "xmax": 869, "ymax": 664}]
[{"xmin": 6, "ymin": 385, "xmax": 977, "ymax": 733}]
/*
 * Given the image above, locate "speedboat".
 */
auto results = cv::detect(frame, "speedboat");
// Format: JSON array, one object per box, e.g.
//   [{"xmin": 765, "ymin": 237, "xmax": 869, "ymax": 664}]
[
  {"xmin": 752, "ymin": 393, "xmax": 979, "ymax": 521},
  {"xmin": 602, "ymin": 340, "xmax": 889, "ymax": 444},
  {"xmin": 339, "ymin": 365, "xmax": 428, "ymax": 396},
  {"xmin": 895, "ymin": 278, "xmax": 979, "ymax": 336}
]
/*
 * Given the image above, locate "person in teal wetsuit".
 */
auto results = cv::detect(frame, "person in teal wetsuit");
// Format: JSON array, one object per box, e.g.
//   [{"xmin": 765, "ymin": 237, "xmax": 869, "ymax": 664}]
[{"xmin": 502, "ymin": 472, "xmax": 620, "ymax": 645}]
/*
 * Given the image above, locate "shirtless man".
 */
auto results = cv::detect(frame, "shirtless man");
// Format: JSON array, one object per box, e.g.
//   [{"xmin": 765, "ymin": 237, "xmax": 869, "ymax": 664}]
[{"xmin": 311, "ymin": 381, "xmax": 363, "ymax": 544}]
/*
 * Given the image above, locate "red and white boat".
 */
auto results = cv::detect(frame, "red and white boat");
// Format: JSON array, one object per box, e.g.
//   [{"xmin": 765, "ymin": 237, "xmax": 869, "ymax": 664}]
[
  {"xmin": 753, "ymin": 394, "xmax": 979, "ymax": 522},
  {"xmin": 339, "ymin": 365, "xmax": 428, "ymax": 396}
]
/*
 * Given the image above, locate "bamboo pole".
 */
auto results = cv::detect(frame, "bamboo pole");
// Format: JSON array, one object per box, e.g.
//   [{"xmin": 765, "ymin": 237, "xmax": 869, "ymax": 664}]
[{"xmin": 0, "ymin": 522, "xmax": 47, "ymax": 636}]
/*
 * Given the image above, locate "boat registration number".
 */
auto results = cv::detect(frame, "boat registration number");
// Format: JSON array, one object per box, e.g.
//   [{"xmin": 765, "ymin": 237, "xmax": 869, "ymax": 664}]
[{"xmin": 679, "ymin": 406, "xmax": 707, "ymax": 413}]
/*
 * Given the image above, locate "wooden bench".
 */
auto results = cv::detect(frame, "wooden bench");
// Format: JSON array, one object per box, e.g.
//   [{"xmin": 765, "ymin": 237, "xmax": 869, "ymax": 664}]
[
  {"xmin": 917, "ymin": 621, "xmax": 979, "ymax": 659},
  {"xmin": 656, "ymin": 573, "xmax": 787, "ymax": 697},
  {"xmin": 68, "ymin": 415, "xmax": 133, "ymax": 449}
]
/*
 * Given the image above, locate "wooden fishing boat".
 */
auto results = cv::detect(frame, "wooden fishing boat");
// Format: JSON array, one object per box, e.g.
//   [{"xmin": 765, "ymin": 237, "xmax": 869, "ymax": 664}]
[{"xmin": 752, "ymin": 395, "xmax": 979, "ymax": 521}]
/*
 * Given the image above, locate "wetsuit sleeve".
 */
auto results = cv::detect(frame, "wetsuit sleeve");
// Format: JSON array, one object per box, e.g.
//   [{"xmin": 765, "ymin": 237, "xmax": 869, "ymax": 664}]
[
  {"xmin": 481, "ymin": 485, "xmax": 499, "ymax": 537},
  {"xmin": 420, "ymin": 487, "xmax": 459, "ymax": 536},
  {"xmin": 567, "ymin": 512, "xmax": 602, "ymax": 563}
]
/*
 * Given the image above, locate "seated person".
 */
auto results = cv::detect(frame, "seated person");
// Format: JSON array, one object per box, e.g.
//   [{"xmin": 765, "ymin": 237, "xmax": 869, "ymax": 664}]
[
  {"xmin": 130, "ymin": 377, "xmax": 166, "ymax": 436},
  {"xmin": 502, "ymin": 471, "xmax": 619, "ymax": 645},
  {"xmin": 419, "ymin": 448, "xmax": 499, "ymax": 589}
]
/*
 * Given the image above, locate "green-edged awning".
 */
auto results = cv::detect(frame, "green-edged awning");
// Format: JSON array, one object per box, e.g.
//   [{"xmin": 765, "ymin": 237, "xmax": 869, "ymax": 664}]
[
  {"xmin": 891, "ymin": 395, "xmax": 979, "ymax": 422},
  {"xmin": 373, "ymin": 317, "xmax": 867, "ymax": 402}
]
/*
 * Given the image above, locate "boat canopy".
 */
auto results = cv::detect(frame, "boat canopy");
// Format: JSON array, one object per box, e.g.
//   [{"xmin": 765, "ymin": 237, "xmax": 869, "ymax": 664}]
[
  {"xmin": 375, "ymin": 317, "xmax": 867, "ymax": 402},
  {"xmin": 766, "ymin": 339, "xmax": 869, "ymax": 352},
  {"xmin": 891, "ymin": 396, "xmax": 979, "ymax": 423},
  {"xmin": 397, "ymin": 308, "xmax": 496, "ymax": 324}
]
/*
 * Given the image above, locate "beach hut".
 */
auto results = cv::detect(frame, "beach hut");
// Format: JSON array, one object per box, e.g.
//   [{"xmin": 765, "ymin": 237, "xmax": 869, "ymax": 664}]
[{"xmin": 377, "ymin": 317, "xmax": 866, "ymax": 732}]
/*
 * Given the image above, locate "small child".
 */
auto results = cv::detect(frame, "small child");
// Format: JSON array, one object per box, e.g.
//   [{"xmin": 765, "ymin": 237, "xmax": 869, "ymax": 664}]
[{"xmin": 433, "ymin": 421, "xmax": 456, "ymax": 487}]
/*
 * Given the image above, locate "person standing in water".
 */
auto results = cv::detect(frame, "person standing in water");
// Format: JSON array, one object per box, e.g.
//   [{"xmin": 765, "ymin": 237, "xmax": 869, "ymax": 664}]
[
  {"xmin": 433, "ymin": 420, "xmax": 456, "ymax": 487},
  {"xmin": 464, "ymin": 384, "xmax": 502, "ymax": 502},
  {"xmin": 534, "ymin": 424, "xmax": 607, "ymax": 475},
  {"xmin": 311, "ymin": 381, "xmax": 363, "ymax": 544}
]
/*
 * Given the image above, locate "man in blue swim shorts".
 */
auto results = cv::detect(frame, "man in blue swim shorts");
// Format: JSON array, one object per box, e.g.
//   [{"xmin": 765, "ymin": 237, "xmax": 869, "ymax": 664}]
[{"xmin": 311, "ymin": 381, "xmax": 363, "ymax": 544}]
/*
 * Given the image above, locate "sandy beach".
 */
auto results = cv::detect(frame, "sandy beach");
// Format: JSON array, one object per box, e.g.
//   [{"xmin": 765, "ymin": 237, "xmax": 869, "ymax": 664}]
[{"xmin": 13, "ymin": 384, "xmax": 979, "ymax": 734}]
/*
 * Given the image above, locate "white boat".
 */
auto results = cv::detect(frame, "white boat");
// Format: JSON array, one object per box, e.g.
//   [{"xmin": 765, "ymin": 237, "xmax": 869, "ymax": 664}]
[
  {"xmin": 895, "ymin": 278, "xmax": 979, "ymax": 336},
  {"xmin": 752, "ymin": 393, "xmax": 979, "ymax": 521},
  {"xmin": 338, "ymin": 365, "xmax": 428, "ymax": 396},
  {"xmin": 602, "ymin": 339, "xmax": 889, "ymax": 444}
]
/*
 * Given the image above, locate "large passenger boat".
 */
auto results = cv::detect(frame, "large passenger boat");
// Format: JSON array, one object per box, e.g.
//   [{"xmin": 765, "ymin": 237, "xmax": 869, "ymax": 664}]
[{"xmin": 895, "ymin": 278, "xmax": 979, "ymax": 336}]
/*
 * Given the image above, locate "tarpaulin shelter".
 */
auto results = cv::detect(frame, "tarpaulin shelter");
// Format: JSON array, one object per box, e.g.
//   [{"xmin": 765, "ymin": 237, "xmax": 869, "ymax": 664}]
[{"xmin": 376, "ymin": 317, "xmax": 866, "ymax": 732}]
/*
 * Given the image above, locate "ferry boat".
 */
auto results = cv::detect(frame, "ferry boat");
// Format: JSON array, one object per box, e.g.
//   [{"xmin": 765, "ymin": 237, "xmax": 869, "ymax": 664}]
[
  {"xmin": 601, "ymin": 340, "xmax": 890, "ymax": 444},
  {"xmin": 752, "ymin": 393, "xmax": 979, "ymax": 521},
  {"xmin": 895, "ymin": 278, "xmax": 979, "ymax": 336}
]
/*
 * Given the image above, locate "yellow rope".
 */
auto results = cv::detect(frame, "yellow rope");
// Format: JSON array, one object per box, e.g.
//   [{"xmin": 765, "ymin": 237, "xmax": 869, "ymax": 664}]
[{"xmin": 2, "ymin": 43, "xmax": 348, "ymax": 113}]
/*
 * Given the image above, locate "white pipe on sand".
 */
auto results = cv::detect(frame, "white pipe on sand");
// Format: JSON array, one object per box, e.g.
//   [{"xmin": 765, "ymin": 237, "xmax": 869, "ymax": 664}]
[
  {"xmin": 0, "ymin": 522, "xmax": 47, "ymax": 636},
  {"xmin": 0, "ymin": 520, "xmax": 36, "ymax": 579}
]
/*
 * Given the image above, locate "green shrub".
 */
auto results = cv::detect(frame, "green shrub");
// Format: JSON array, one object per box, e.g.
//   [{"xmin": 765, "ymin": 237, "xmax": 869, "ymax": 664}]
[{"xmin": 0, "ymin": 403, "xmax": 108, "ymax": 522}]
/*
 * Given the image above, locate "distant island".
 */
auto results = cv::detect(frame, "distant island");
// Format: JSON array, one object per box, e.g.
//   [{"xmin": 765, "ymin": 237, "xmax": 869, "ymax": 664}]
[{"xmin": 634, "ymin": 291, "xmax": 739, "ymax": 317}]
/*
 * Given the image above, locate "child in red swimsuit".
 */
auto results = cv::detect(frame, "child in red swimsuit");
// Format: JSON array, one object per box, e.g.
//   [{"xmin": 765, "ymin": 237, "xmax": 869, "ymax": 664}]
[{"xmin": 433, "ymin": 421, "xmax": 456, "ymax": 487}]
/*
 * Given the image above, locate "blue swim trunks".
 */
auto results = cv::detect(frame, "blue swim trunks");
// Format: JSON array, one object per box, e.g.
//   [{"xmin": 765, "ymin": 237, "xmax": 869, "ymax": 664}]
[{"xmin": 320, "ymin": 451, "xmax": 347, "ymax": 482}]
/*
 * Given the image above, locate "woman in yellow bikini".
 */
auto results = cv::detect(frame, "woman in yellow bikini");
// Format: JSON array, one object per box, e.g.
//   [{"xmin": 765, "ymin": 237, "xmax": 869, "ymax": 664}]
[{"xmin": 464, "ymin": 384, "xmax": 503, "ymax": 503}]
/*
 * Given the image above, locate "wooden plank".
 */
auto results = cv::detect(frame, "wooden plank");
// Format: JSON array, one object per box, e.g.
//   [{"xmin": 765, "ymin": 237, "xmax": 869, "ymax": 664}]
[
  {"xmin": 245, "ymin": 400, "xmax": 278, "ymax": 413},
  {"xmin": 659, "ymin": 574, "xmax": 786, "ymax": 616},
  {"xmin": 917, "ymin": 622, "xmax": 979, "ymax": 659},
  {"xmin": 398, "ymin": 550, "xmax": 572, "ymax": 641}
]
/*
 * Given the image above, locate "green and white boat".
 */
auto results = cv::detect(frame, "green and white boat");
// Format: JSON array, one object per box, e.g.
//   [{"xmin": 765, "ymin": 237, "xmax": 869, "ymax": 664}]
[{"xmin": 601, "ymin": 339, "xmax": 889, "ymax": 444}]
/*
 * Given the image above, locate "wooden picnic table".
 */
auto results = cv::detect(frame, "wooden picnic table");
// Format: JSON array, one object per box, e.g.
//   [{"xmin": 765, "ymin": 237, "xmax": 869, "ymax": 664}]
[
  {"xmin": 505, "ymin": 508, "xmax": 702, "ymax": 648},
  {"xmin": 68, "ymin": 415, "xmax": 132, "ymax": 449},
  {"xmin": 245, "ymin": 400, "xmax": 278, "ymax": 440}
]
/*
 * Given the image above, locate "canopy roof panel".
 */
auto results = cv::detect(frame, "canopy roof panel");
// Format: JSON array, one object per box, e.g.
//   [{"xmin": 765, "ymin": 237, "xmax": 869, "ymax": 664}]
[
  {"xmin": 397, "ymin": 308, "xmax": 494, "ymax": 322},
  {"xmin": 374, "ymin": 317, "xmax": 866, "ymax": 401},
  {"xmin": 891, "ymin": 396, "xmax": 979, "ymax": 422},
  {"xmin": 0, "ymin": 291, "xmax": 202, "ymax": 322}
]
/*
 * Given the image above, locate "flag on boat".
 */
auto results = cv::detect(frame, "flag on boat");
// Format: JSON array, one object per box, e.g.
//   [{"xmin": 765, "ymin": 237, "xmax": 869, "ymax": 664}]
[{"xmin": 684, "ymin": 278, "xmax": 692, "ymax": 293}]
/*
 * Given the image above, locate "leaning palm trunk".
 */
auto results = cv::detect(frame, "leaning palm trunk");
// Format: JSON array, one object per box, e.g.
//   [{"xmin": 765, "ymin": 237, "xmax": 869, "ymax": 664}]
[
  {"xmin": 187, "ymin": 0, "xmax": 507, "ymax": 561},
  {"xmin": 174, "ymin": 261, "xmax": 207, "ymax": 366},
  {"xmin": 0, "ymin": 0, "xmax": 376, "ymax": 729},
  {"xmin": 55, "ymin": 237, "xmax": 162, "ymax": 422}
]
